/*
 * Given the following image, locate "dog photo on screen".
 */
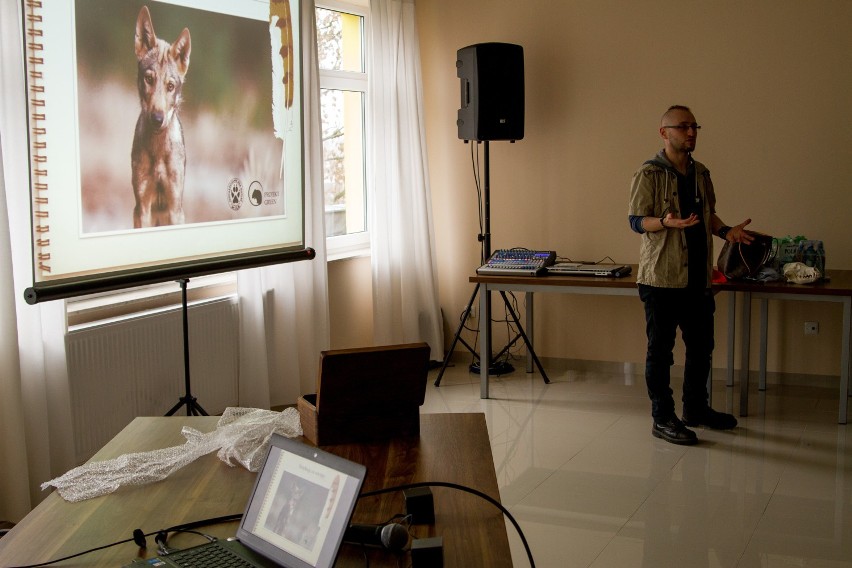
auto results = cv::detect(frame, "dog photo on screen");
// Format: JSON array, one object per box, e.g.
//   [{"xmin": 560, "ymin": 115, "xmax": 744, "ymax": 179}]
[{"xmin": 73, "ymin": 0, "xmax": 294, "ymax": 233}]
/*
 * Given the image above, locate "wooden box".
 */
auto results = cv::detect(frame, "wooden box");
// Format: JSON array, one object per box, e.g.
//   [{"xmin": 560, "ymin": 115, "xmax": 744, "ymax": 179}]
[{"xmin": 298, "ymin": 343, "xmax": 431, "ymax": 445}]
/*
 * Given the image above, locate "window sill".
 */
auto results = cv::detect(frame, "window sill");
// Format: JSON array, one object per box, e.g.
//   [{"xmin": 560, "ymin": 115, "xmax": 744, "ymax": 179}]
[
  {"xmin": 65, "ymin": 240, "xmax": 369, "ymax": 327},
  {"xmin": 327, "ymin": 243, "xmax": 371, "ymax": 262},
  {"xmin": 66, "ymin": 273, "xmax": 237, "ymax": 328},
  {"xmin": 325, "ymin": 230, "xmax": 370, "ymax": 262}
]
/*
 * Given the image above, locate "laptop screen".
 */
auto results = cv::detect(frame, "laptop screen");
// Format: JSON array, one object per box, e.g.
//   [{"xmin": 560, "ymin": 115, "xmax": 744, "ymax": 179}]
[{"xmin": 237, "ymin": 434, "xmax": 366, "ymax": 568}]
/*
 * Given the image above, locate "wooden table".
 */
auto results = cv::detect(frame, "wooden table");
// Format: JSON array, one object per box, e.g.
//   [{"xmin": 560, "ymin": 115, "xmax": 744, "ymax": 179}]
[
  {"xmin": 0, "ymin": 413, "xmax": 512, "ymax": 567},
  {"xmin": 715, "ymin": 269, "xmax": 852, "ymax": 423},
  {"xmin": 472, "ymin": 268, "xmax": 641, "ymax": 399},
  {"xmin": 473, "ymin": 267, "xmax": 852, "ymax": 423}
]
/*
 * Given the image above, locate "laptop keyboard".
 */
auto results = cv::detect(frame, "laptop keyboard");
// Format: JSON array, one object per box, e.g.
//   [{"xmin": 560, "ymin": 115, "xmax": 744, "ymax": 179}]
[{"xmin": 166, "ymin": 542, "xmax": 255, "ymax": 567}]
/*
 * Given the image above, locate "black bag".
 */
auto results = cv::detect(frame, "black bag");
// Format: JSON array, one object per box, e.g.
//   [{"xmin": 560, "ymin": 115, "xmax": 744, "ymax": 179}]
[{"xmin": 717, "ymin": 231, "xmax": 775, "ymax": 280}]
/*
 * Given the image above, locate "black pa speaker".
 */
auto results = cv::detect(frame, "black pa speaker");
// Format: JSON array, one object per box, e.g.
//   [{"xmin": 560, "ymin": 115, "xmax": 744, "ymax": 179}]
[{"xmin": 456, "ymin": 42, "xmax": 524, "ymax": 141}]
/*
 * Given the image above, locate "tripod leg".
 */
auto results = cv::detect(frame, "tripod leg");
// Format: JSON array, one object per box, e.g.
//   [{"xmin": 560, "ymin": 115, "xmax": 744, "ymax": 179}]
[
  {"xmin": 457, "ymin": 336, "xmax": 479, "ymax": 357},
  {"xmin": 499, "ymin": 291, "xmax": 550, "ymax": 384},
  {"xmin": 165, "ymin": 396, "xmax": 209, "ymax": 417},
  {"xmin": 435, "ymin": 283, "xmax": 480, "ymax": 386},
  {"xmin": 493, "ymin": 332, "xmax": 523, "ymax": 361},
  {"xmin": 165, "ymin": 399, "xmax": 185, "ymax": 417},
  {"xmin": 190, "ymin": 398, "xmax": 209, "ymax": 416},
  {"xmin": 165, "ymin": 278, "xmax": 210, "ymax": 416}
]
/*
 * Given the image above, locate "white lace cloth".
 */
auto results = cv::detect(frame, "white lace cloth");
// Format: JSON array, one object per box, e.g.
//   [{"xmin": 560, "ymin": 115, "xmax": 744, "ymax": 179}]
[{"xmin": 41, "ymin": 407, "xmax": 303, "ymax": 502}]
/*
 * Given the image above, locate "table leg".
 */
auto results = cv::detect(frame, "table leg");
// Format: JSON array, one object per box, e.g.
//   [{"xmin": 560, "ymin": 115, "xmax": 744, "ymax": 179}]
[
  {"xmin": 739, "ymin": 291, "xmax": 752, "ymax": 417},
  {"xmin": 759, "ymin": 298, "xmax": 768, "ymax": 391},
  {"xmin": 480, "ymin": 284, "xmax": 491, "ymax": 399},
  {"xmin": 727, "ymin": 292, "xmax": 736, "ymax": 388},
  {"xmin": 840, "ymin": 297, "xmax": 850, "ymax": 424},
  {"xmin": 526, "ymin": 292, "xmax": 534, "ymax": 373}
]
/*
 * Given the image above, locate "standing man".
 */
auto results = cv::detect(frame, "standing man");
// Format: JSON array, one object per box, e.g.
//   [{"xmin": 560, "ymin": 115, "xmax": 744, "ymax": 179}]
[{"xmin": 628, "ymin": 105, "xmax": 752, "ymax": 445}]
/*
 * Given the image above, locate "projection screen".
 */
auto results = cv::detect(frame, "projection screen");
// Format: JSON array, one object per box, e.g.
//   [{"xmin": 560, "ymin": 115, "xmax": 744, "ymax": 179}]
[{"xmin": 18, "ymin": 0, "xmax": 311, "ymax": 304}]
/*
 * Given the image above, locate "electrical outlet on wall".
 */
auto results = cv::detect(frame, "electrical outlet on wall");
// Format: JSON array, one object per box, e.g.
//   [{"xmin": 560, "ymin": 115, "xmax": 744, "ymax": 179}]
[
  {"xmin": 466, "ymin": 306, "xmax": 477, "ymax": 321},
  {"xmin": 804, "ymin": 321, "xmax": 819, "ymax": 335}
]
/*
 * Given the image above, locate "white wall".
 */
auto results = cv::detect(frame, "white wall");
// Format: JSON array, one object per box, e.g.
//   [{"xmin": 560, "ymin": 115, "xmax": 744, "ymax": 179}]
[{"xmin": 409, "ymin": 0, "xmax": 852, "ymax": 376}]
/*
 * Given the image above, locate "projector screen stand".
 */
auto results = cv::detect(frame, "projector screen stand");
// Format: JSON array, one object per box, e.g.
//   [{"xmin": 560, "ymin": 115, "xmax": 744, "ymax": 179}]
[
  {"xmin": 165, "ymin": 278, "xmax": 208, "ymax": 416},
  {"xmin": 434, "ymin": 140, "xmax": 549, "ymax": 387}
]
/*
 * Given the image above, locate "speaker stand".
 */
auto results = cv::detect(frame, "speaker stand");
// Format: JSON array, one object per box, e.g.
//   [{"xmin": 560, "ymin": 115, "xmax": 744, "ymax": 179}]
[
  {"xmin": 435, "ymin": 140, "xmax": 549, "ymax": 386},
  {"xmin": 165, "ymin": 278, "xmax": 208, "ymax": 416},
  {"xmin": 435, "ymin": 282, "xmax": 515, "ymax": 380}
]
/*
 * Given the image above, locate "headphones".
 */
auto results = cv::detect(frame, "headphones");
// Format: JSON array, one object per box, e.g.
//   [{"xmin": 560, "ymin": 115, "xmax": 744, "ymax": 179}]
[{"xmin": 133, "ymin": 514, "xmax": 241, "ymax": 555}]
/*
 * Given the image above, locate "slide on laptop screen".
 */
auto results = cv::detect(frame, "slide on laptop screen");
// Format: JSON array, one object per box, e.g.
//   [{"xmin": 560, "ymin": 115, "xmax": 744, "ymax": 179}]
[{"xmin": 237, "ymin": 434, "xmax": 366, "ymax": 567}]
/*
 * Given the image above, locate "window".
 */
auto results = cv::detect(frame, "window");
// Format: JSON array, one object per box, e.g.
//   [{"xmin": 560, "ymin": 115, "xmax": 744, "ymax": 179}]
[{"xmin": 316, "ymin": 1, "xmax": 369, "ymax": 259}]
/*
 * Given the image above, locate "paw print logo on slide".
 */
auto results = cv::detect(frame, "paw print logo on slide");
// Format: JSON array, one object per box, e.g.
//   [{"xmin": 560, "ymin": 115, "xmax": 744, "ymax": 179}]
[{"xmin": 228, "ymin": 178, "xmax": 243, "ymax": 211}]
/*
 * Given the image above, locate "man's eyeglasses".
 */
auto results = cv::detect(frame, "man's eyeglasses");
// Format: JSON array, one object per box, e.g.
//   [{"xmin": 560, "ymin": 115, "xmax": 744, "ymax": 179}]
[{"xmin": 663, "ymin": 124, "xmax": 701, "ymax": 132}]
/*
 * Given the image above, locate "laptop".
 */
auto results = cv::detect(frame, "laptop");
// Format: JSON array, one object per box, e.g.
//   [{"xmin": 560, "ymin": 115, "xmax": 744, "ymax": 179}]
[
  {"xmin": 546, "ymin": 262, "xmax": 632, "ymax": 278},
  {"xmin": 125, "ymin": 434, "xmax": 366, "ymax": 568}
]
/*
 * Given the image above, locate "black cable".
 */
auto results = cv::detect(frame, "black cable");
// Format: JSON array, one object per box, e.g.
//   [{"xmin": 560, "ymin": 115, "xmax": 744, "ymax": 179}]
[
  {"xmin": 471, "ymin": 141, "xmax": 484, "ymax": 263},
  {"xmin": 464, "ymin": 138, "xmax": 487, "ymax": 373},
  {"xmin": 558, "ymin": 255, "xmax": 620, "ymax": 265},
  {"xmin": 4, "ymin": 513, "xmax": 243, "ymax": 568},
  {"xmin": 358, "ymin": 481, "xmax": 536, "ymax": 568},
  {"xmin": 165, "ymin": 528, "xmax": 216, "ymax": 542},
  {"xmin": 155, "ymin": 528, "xmax": 217, "ymax": 555},
  {"xmin": 159, "ymin": 514, "xmax": 242, "ymax": 537},
  {"xmin": 501, "ymin": 291, "xmax": 525, "ymax": 363},
  {"xmin": 8, "ymin": 484, "xmax": 534, "ymax": 567},
  {"xmin": 4, "ymin": 535, "xmax": 139, "ymax": 568}
]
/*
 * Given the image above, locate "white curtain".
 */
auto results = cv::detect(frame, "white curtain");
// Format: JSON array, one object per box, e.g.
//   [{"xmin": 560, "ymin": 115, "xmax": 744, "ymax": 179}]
[
  {"xmin": 0, "ymin": 133, "xmax": 32, "ymax": 523},
  {"xmin": 368, "ymin": 0, "xmax": 444, "ymax": 361},
  {"xmin": 237, "ymin": 0, "xmax": 330, "ymax": 408},
  {"xmin": 0, "ymin": 0, "xmax": 329, "ymax": 522},
  {"xmin": 0, "ymin": 0, "xmax": 76, "ymax": 519}
]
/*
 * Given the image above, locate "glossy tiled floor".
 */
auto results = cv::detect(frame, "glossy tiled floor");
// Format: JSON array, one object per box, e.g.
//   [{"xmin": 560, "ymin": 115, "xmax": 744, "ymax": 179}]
[{"xmin": 423, "ymin": 360, "xmax": 852, "ymax": 568}]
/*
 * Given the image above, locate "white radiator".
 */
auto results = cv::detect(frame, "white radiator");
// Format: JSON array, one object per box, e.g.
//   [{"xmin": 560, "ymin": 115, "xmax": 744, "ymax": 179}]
[{"xmin": 65, "ymin": 297, "xmax": 240, "ymax": 464}]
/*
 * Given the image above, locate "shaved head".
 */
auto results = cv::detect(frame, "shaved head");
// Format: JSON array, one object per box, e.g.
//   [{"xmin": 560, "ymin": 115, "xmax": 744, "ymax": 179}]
[{"xmin": 661, "ymin": 105, "xmax": 693, "ymax": 126}]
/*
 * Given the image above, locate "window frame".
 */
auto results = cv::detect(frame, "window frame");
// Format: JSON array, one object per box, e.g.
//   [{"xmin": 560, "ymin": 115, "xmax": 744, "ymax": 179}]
[{"xmin": 316, "ymin": 0, "xmax": 371, "ymax": 260}]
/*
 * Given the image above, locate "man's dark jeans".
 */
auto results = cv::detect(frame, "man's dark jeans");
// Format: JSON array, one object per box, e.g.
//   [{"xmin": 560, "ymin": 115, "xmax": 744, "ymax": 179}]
[{"xmin": 638, "ymin": 284, "xmax": 715, "ymax": 422}]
